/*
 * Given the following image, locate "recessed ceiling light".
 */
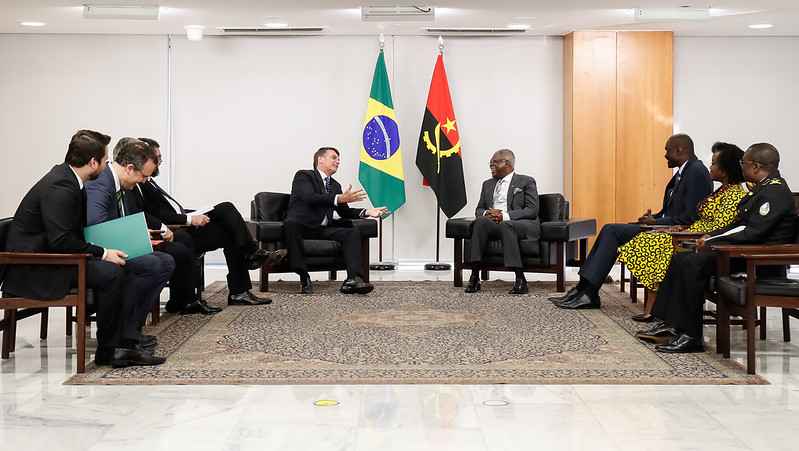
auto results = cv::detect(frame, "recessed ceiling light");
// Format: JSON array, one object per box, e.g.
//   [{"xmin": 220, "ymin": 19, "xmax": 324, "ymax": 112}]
[
  {"xmin": 185, "ymin": 25, "xmax": 205, "ymax": 41},
  {"xmin": 508, "ymin": 23, "xmax": 531, "ymax": 30},
  {"xmin": 748, "ymin": 23, "xmax": 774, "ymax": 29},
  {"xmin": 19, "ymin": 21, "xmax": 46, "ymax": 27},
  {"xmin": 264, "ymin": 22, "xmax": 289, "ymax": 28}
]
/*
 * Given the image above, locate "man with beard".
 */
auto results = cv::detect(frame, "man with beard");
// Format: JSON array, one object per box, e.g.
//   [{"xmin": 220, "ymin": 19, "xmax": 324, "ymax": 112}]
[
  {"xmin": 551, "ymin": 134, "xmax": 713, "ymax": 309},
  {"xmin": 2, "ymin": 130, "xmax": 159, "ymax": 367}
]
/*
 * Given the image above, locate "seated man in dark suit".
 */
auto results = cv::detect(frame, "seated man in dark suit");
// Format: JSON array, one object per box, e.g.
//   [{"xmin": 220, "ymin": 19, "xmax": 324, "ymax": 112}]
[
  {"xmin": 284, "ymin": 146, "xmax": 387, "ymax": 294},
  {"xmin": 637, "ymin": 143, "xmax": 796, "ymax": 353},
  {"xmin": 2, "ymin": 130, "xmax": 162, "ymax": 368},
  {"xmin": 85, "ymin": 138, "xmax": 175, "ymax": 364},
  {"xmin": 465, "ymin": 149, "xmax": 539, "ymax": 295},
  {"xmin": 135, "ymin": 138, "xmax": 285, "ymax": 307},
  {"xmin": 552, "ymin": 133, "xmax": 713, "ymax": 309}
]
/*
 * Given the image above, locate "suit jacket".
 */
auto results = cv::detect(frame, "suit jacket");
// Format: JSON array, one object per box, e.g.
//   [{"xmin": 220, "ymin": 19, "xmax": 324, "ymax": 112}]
[
  {"xmin": 474, "ymin": 173, "xmax": 540, "ymax": 238},
  {"xmin": 137, "ymin": 179, "xmax": 188, "ymax": 229},
  {"xmin": 286, "ymin": 169, "xmax": 364, "ymax": 227},
  {"xmin": 709, "ymin": 176, "xmax": 796, "ymax": 245},
  {"xmin": 3, "ymin": 163, "xmax": 104, "ymax": 300},
  {"xmin": 85, "ymin": 165, "xmax": 127, "ymax": 226},
  {"xmin": 653, "ymin": 159, "xmax": 713, "ymax": 225}
]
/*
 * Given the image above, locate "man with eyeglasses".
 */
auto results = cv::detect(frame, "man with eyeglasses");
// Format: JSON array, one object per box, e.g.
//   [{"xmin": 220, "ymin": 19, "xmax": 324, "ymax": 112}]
[
  {"xmin": 638, "ymin": 143, "xmax": 796, "ymax": 353},
  {"xmin": 465, "ymin": 149, "xmax": 539, "ymax": 294},
  {"xmin": 552, "ymin": 133, "xmax": 713, "ymax": 309}
]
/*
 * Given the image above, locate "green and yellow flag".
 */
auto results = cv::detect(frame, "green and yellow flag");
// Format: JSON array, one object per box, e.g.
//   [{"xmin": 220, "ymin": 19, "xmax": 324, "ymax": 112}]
[{"xmin": 358, "ymin": 49, "xmax": 405, "ymax": 213}]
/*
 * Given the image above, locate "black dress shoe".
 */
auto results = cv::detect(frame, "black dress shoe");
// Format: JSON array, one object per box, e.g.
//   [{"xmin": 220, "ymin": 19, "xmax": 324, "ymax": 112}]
[
  {"xmin": 111, "ymin": 347, "xmax": 167, "ymax": 368},
  {"xmin": 547, "ymin": 286, "xmax": 580, "ymax": 303},
  {"xmin": 300, "ymin": 275, "xmax": 313, "ymax": 294},
  {"xmin": 635, "ymin": 323, "xmax": 678, "ymax": 344},
  {"xmin": 181, "ymin": 300, "xmax": 219, "ymax": 315},
  {"xmin": 140, "ymin": 335, "xmax": 158, "ymax": 348},
  {"xmin": 228, "ymin": 291, "xmax": 273, "ymax": 305},
  {"xmin": 94, "ymin": 346, "xmax": 115, "ymax": 366},
  {"xmin": 340, "ymin": 276, "xmax": 374, "ymax": 295},
  {"xmin": 655, "ymin": 334, "xmax": 705, "ymax": 353},
  {"xmin": 554, "ymin": 291, "xmax": 600, "ymax": 309},
  {"xmin": 631, "ymin": 313, "xmax": 655, "ymax": 323},
  {"xmin": 165, "ymin": 301, "xmax": 181, "ymax": 314},
  {"xmin": 509, "ymin": 279, "xmax": 529, "ymax": 295},
  {"xmin": 465, "ymin": 277, "xmax": 481, "ymax": 293},
  {"xmin": 246, "ymin": 248, "xmax": 288, "ymax": 271},
  {"xmin": 636, "ymin": 319, "xmax": 666, "ymax": 335},
  {"xmin": 198, "ymin": 300, "xmax": 222, "ymax": 313}
]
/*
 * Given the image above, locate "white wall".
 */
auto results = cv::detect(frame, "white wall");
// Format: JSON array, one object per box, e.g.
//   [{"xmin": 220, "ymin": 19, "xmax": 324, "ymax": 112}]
[
  {"xmin": 0, "ymin": 35, "xmax": 168, "ymax": 215},
  {"xmin": 674, "ymin": 37, "xmax": 799, "ymax": 182}
]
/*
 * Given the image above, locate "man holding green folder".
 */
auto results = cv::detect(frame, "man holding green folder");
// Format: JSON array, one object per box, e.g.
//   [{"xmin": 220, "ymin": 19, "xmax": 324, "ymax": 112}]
[{"xmin": 85, "ymin": 138, "xmax": 175, "ymax": 366}]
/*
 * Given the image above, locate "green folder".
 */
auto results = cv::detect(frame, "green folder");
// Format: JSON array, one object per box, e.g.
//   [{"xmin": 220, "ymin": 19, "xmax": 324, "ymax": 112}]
[{"xmin": 83, "ymin": 212, "xmax": 153, "ymax": 260}]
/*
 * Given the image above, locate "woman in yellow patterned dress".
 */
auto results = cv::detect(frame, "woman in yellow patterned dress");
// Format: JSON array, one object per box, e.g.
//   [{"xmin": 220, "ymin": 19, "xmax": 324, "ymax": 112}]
[{"xmin": 617, "ymin": 142, "xmax": 748, "ymax": 321}]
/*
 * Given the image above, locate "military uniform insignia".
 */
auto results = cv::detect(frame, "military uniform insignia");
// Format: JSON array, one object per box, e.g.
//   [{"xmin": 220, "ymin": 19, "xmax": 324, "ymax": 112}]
[{"xmin": 760, "ymin": 202, "xmax": 770, "ymax": 216}]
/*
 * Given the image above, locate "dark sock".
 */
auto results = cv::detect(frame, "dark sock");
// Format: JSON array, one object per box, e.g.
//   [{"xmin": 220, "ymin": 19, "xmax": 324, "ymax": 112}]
[
  {"xmin": 469, "ymin": 270, "xmax": 479, "ymax": 282},
  {"xmin": 514, "ymin": 270, "xmax": 526, "ymax": 281},
  {"xmin": 120, "ymin": 339, "xmax": 139, "ymax": 349},
  {"xmin": 576, "ymin": 277, "xmax": 598, "ymax": 295}
]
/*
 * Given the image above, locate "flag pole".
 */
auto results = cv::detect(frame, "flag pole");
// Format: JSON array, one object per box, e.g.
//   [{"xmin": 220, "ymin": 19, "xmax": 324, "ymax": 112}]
[
  {"xmin": 425, "ymin": 35, "xmax": 451, "ymax": 272},
  {"xmin": 369, "ymin": 32, "xmax": 396, "ymax": 271}
]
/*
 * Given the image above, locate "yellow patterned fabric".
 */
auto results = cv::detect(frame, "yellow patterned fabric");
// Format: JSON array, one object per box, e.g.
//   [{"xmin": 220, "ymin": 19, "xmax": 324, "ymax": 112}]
[{"xmin": 617, "ymin": 184, "xmax": 748, "ymax": 290}]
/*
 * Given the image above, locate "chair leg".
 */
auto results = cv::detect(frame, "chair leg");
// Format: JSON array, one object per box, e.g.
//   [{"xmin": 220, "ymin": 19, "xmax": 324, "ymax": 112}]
[
  {"xmin": 746, "ymin": 311, "xmax": 757, "ymax": 375},
  {"xmin": 40, "ymin": 309, "xmax": 49, "ymax": 340},
  {"xmin": 65, "ymin": 306, "xmax": 73, "ymax": 336},
  {"xmin": 329, "ymin": 271, "xmax": 337, "ymax": 281},
  {"xmin": 454, "ymin": 238, "xmax": 463, "ymax": 288},
  {"xmin": 718, "ymin": 300, "xmax": 731, "ymax": 358},
  {"xmin": 783, "ymin": 309, "xmax": 791, "ymax": 342},
  {"xmin": 480, "ymin": 269, "xmax": 489, "ymax": 281},
  {"xmin": 2, "ymin": 309, "xmax": 18, "ymax": 358},
  {"xmin": 9, "ymin": 309, "xmax": 18, "ymax": 352},
  {"xmin": 259, "ymin": 266, "xmax": 269, "ymax": 292},
  {"xmin": 556, "ymin": 242, "xmax": 565, "ymax": 292},
  {"xmin": 620, "ymin": 263, "xmax": 626, "ymax": 293},
  {"xmin": 630, "ymin": 275, "xmax": 638, "ymax": 304},
  {"xmin": 759, "ymin": 306, "xmax": 767, "ymax": 340},
  {"xmin": 361, "ymin": 239, "xmax": 370, "ymax": 283},
  {"xmin": 150, "ymin": 300, "xmax": 160, "ymax": 326}
]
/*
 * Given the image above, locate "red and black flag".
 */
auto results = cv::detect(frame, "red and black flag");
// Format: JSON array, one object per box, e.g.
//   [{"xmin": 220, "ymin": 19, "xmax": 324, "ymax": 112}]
[{"xmin": 415, "ymin": 53, "xmax": 467, "ymax": 218}]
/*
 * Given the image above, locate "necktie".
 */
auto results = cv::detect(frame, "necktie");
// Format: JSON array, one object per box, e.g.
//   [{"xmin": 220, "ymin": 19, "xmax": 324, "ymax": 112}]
[
  {"xmin": 324, "ymin": 176, "xmax": 333, "ymax": 223},
  {"xmin": 493, "ymin": 179, "xmax": 503, "ymax": 205},
  {"xmin": 115, "ymin": 190, "xmax": 125, "ymax": 216},
  {"xmin": 150, "ymin": 180, "xmax": 185, "ymax": 214}
]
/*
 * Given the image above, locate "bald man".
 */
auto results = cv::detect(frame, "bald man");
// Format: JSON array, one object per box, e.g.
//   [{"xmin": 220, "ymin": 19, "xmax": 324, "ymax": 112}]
[{"xmin": 465, "ymin": 149, "xmax": 539, "ymax": 295}]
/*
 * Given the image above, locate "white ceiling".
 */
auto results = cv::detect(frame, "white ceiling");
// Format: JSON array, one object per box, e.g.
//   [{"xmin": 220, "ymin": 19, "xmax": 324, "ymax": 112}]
[{"xmin": 2, "ymin": 1, "xmax": 799, "ymax": 36}]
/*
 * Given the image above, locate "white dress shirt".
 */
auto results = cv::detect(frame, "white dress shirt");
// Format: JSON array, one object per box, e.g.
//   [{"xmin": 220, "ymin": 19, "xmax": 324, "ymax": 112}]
[{"xmin": 489, "ymin": 171, "xmax": 514, "ymax": 221}]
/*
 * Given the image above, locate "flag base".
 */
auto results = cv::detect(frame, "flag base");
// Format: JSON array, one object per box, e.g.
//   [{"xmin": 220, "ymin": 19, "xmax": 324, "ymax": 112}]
[
  {"xmin": 369, "ymin": 261, "xmax": 397, "ymax": 271},
  {"xmin": 424, "ymin": 262, "xmax": 451, "ymax": 271}
]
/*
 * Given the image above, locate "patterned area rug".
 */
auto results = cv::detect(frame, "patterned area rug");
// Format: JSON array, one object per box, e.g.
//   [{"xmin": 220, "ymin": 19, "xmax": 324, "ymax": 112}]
[{"xmin": 66, "ymin": 281, "xmax": 766, "ymax": 385}]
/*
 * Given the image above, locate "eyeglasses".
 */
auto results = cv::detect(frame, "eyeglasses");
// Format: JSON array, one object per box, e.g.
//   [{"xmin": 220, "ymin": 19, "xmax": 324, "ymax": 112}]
[{"xmin": 489, "ymin": 159, "xmax": 509, "ymax": 167}]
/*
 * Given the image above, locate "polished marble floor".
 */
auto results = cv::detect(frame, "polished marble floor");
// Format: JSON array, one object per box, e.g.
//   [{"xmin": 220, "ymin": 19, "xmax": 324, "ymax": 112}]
[{"xmin": 2, "ymin": 267, "xmax": 798, "ymax": 451}]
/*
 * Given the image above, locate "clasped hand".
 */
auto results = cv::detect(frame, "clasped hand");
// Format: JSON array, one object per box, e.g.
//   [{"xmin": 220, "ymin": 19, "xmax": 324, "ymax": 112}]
[{"xmin": 485, "ymin": 208, "xmax": 504, "ymax": 223}]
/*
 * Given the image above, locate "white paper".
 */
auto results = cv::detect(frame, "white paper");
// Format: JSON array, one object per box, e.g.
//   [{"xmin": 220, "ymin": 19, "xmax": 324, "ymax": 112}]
[{"xmin": 704, "ymin": 225, "xmax": 746, "ymax": 242}]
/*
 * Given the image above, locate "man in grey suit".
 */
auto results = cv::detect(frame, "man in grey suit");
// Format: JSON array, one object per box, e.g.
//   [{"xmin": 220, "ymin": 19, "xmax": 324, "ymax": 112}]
[{"xmin": 466, "ymin": 149, "xmax": 539, "ymax": 294}]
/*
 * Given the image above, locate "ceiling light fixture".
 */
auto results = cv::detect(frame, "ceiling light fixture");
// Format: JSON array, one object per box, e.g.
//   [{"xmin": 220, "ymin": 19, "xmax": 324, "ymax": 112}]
[
  {"xmin": 83, "ymin": 4, "xmax": 161, "ymax": 20},
  {"xmin": 19, "ymin": 21, "xmax": 47, "ymax": 27},
  {"xmin": 185, "ymin": 25, "xmax": 205, "ymax": 41},
  {"xmin": 748, "ymin": 23, "xmax": 774, "ymax": 29}
]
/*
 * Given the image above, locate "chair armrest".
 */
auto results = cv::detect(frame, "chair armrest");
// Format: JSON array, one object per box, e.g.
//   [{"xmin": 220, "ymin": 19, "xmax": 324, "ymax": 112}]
[
  {"xmin": 247, "ymin": 220, "xmax": 284, "ymax": 242},
  {"xmin": 0, "ymin": 252, "xmax": 90, "ymax": 266},
  {"xmin": 709, "ymin": 243, "xmax": 799, "ymax": 257},
  {"xmin": 352, "ymin": 219, "xmax": 378, "ymax": 238},
  {"xmin": 445, "ymin": 217, "xmax": 475, "ymax": 239},
  {"xmin": 541, "ymin": 218, "xmax": 597, "ymax": 242}
]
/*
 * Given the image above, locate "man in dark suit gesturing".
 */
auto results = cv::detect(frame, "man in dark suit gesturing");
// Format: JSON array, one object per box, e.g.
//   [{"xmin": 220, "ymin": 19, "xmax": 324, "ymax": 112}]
[
  {"xmin": 552, "ymin": 133, "xmax": 713, "ymax": 309},
  {"xmin": 284, "ymin": 147, "xmax": 387, "ymax": 295},
  {"xmin": 466, "ymin": 149, "xmax": 539, "ymax": 295}
]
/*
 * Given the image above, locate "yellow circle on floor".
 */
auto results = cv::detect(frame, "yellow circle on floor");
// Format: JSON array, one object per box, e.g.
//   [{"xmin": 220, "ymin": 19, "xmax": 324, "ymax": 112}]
[{"xmin": 314, "ymin": 399, "xmax": 340, "ymax": 407}]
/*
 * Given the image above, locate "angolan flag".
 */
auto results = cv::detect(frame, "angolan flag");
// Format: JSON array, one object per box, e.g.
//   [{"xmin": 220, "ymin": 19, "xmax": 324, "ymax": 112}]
[
  {"xmin": 358, "ymin": 48, "xmax": 406, "ymax": 213},
  {"xmin": 415, "ymin": 52, "xmax": 466, "ymax": 218}
]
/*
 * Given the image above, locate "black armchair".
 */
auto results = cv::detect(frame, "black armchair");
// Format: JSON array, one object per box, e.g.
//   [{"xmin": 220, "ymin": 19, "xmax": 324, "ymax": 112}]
[
  {"xmin": 249, "ymin": 192, "xmax": 378, "ymax": 292},
  {"xmin": 445, "ymin": 193, "xmax": 596, "ymax": 292}
]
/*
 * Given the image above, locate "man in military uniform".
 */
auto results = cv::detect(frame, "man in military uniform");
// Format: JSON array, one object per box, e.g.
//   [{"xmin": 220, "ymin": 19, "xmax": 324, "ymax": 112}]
[{"xmin": 636, "ymin": 143, "xmax": 796, "ymax": 353}]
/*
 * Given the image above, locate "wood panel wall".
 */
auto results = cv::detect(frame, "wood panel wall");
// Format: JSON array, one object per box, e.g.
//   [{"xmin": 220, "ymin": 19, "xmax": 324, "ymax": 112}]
[{"xmin": 564, "ymin": 31, "xmax": 673, "ymax": 238}]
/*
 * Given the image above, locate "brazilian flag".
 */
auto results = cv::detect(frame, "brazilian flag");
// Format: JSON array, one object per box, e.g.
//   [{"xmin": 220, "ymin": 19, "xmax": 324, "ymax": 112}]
[{"xmin": 358, "ymin": 49, "xmax": 406, "ymax": 213}]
